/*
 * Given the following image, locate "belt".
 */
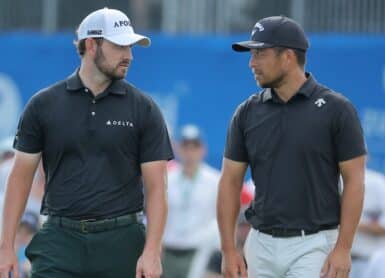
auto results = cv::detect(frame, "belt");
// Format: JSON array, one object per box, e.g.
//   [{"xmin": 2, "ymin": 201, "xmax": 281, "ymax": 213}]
[
  {"xmin": 47, "ymin": 212, "xmax": 143, "ymax": 234},
  {"xmin": 258, "ymin": 224, "xmax": 338, "ymax": 238}
]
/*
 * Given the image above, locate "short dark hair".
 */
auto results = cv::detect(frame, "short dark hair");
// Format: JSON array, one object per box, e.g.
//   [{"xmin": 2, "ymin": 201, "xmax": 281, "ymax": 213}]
[
  {"xmin": 273, "ymin": 46, "xmax": 306, "ymax": 69},
  {"xmin": 74, "ymin": 38, "xmax": 103, "ymax": 57}
]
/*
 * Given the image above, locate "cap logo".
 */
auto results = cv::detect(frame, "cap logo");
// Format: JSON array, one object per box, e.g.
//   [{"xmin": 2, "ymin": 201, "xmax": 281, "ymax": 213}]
[
  {"xmin": 114, "ymin": 20, "xmax": 131, "ymax": 28},
  {"xmin": 255, "ymin": 22, "xmax": 264, "ymax": 32},
  {"xmin": 251, "ymin": 22, "xmax": 264, "ymax": 37},
  {"xmin": 87, "ymin": 29, "xmax": 103, "ymax": 36}
]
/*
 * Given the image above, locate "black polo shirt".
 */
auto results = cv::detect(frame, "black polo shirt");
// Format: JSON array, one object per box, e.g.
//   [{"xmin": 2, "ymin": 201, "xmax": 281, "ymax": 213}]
[
  {"xmin": 225, "ymin": 73, "xmax": 366, "ymax": 231},
  {"xmin": 14, "ymin": 70, "xmax": 174, "ymax": 219}
]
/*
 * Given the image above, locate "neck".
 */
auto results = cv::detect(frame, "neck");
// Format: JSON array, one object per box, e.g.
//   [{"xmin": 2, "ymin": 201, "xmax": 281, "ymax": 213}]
[
  {"xmin": 274, "ymin": 69, "xmax": 307, "ymax": 102},
  {"xmin": 79, "ymin": 60, "xmax": 111, "ymax": 96}
]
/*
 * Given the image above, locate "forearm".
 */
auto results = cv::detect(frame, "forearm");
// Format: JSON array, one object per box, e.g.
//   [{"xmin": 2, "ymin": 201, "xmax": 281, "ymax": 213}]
[
  {"xmin": 217, "ymin": 178, "xmax": 242, "ymax": 253},
  {"xmin": 1, "ymin": 172, "xmax": 34, "ymax": 247},
  {"xmin": 336, "ymin": 181, "xmax": 364, "ymax": 250},
  {"xmin": 144, "ymin": 184, "xmax": 167, "ymax": 254},
  {"xmin": 358, "ymin": 222, "xmax": 385, "ymax": 236}
]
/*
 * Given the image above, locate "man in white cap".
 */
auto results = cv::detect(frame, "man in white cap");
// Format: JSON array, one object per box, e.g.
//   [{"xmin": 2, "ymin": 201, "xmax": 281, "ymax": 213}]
[{"xmin": 0, "ymin": 7, "xmax": 173, "ymax": 278}]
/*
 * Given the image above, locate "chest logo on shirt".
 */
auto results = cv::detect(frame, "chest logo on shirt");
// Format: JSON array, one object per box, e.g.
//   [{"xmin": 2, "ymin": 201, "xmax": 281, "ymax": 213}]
[
  {"xmin": 314, "ymin": 98, "xmax": 326, "ymax": 107},
  {"xmin": 106, "ymin": 120, "xmax": 134, "ymax": 128}
]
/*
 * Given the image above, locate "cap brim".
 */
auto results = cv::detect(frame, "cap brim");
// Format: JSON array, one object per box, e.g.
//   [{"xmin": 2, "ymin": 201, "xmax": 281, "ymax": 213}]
[
  {"xmin": 105, "ymin": 33, "xmax": 151, "ymax": 47},
  {"xmin": 232, "ymin": 40, "xmax": 274, "ymax": 52}
]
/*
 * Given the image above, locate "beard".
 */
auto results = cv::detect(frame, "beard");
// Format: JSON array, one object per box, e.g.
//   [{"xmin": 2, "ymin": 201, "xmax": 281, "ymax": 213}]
[
  {"xmin": 94, "ymin": 46, "xmax": 127, "ymax": 81},
  {"xmin": 258, "ymin": 70, "xmax": 286, "ymax": 89}
]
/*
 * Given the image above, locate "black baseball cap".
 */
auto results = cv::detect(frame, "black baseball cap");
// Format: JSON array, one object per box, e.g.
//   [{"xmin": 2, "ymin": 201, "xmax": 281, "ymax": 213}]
[{"xmin": 232, "ymin": 16, "xmax": 309, "ymax": 52}]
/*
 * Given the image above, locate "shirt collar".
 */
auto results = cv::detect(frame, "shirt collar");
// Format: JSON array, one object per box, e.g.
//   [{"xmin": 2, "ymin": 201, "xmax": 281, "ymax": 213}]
[
  {"xmin": 262, "ymin": 72, "xmax": 317, "ymax": 103},
  {"xmin": 296, "ymin": 72, "xmax": 317, "ymax": 98},
  {"xmin": 65, "ymin": 69, "xmax": 127, "ymax": 96}
]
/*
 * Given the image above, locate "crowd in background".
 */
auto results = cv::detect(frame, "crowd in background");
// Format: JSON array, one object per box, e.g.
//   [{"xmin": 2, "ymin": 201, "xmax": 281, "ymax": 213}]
[{"xmin": 0, "ymin": 125, "xmax": 384, "ymax": 278}]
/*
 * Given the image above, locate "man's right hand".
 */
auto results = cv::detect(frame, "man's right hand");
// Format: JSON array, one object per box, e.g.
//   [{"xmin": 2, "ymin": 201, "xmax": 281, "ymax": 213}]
[
  {"xmin": 0, "ymin": 245, "xmax": 19, "ymax": 278},
  {"xmin": 221, "ymin": 250, "xmax": 247, "ymax": 278}
]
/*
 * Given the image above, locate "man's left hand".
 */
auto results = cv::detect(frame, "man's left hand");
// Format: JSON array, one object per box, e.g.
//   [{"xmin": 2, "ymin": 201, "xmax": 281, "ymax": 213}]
[
  {"xmin": 320, "ymin": 247, "xmax": 351, "ymax": 278},
  {"xmin": 136, "ymin": 249, "xmax": 162, "ymax": 278}
]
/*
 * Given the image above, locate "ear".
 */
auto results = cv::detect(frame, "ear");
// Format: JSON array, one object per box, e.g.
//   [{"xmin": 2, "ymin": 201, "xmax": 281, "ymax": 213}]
[
  {"xmin": 283, "ymin": 49, "xmax": 296, "ymax": 68},
  {"xmin": 288, "ymin": 49, "xmax": 298, "ymax": 64},
  {"xmin": 84, "ymin": 38, "xmax": 98, "ymax": 56}
]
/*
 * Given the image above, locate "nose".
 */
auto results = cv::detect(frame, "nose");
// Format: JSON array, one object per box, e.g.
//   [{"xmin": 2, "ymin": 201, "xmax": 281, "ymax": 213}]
[
  {"xmin": 249, "ymin": 54, "xmax": 257, "ymax": 69},
  {"xmin": 125, "ymin": 46, "xmax": 133, "ymax": 60}
]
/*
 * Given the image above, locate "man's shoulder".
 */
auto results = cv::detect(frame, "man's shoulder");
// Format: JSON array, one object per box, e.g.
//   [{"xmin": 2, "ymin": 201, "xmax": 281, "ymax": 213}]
[
  {"xmin": 234, "ymin": 91, "xmax": 264, "ymax": 115},
  {"xmin": 243, "ymin": 91, "xmax": 264, "ymax": 106},
  {"xmin": 27, "ymin": 79, "xmax": 67, "ymax": 107},
  {"xmin": 314, "ymin": 84, "xmax": 353, "ymax": 107}
]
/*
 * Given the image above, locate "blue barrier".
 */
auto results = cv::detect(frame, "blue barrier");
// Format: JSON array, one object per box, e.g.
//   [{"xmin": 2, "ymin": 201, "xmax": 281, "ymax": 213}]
[{"xmin": 0, "ymin": 32, "xmax": 384, "ymax": 172}]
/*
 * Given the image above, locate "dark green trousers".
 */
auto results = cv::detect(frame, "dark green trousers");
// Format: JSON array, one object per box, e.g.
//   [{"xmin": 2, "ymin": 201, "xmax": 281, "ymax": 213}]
[{"xmin": 25, "ymin": 217, "xmax": 145, "ymax": 278}]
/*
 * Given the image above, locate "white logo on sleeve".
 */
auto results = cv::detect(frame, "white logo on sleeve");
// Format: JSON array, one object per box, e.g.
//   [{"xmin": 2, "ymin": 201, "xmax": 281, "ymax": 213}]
[{"xmin": 314, "ymin": 98, "xmax": 326, "ymax": 107}]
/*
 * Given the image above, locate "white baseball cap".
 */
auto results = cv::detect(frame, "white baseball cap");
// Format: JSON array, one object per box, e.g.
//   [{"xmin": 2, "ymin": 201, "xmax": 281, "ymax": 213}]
[{"xmin": 77, "ymin": 8, "xmax": 151, "ymax": 47}]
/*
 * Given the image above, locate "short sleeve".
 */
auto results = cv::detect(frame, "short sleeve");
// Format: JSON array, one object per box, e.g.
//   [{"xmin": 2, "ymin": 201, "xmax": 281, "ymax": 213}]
[
  {"xmin": 224, "ymin": 103, "xmax": 249, "ymax": 162},
  {"xmin": 13, "ymin": 95, "xmax": 44, "ymax": 153},
  {"xmin": 333, "ymin": 100, "xmax": 367, "ymax": 162},
  {"xmin": 139, "ymin": 99, "xmax": 174, "ymax": 163}
]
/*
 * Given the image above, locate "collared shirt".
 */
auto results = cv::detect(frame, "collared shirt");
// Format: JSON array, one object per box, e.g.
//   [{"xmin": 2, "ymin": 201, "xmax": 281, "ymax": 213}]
[
  {"xmin": 352, "ymin": 169, "xmax": 385, "ymax": 258},
  {"xmin": 14, "ymin": 70, "xmax": 174, "ymax": 219},
  {"xmin": 163, "ymin": 163, "xmax": 220, "ymax": 249},
  {"xmin": 225, "ymin": 73, "xmax": 366, "ymax": 231}
]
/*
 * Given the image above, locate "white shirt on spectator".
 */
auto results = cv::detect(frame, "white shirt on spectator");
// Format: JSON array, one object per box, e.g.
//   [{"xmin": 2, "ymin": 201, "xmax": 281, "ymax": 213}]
[
  {"xmin": 365, "ymin": 248, "xmax": 385, "ymax": 278},
  {"xmin": 351, "ymin": 168, "xmax": 385, "ymax": 258},
  {"xmin": 163, "ymin": 163, "xmax": 220, "ymax": 249}
]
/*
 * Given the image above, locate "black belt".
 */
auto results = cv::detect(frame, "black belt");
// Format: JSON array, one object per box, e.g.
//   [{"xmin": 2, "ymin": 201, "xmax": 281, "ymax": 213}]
[
  {"xmin": 47, "ymin": 212, "xmax": 143, "ymax": 234},
  {"xmin": 258, "ymin": 224, "xmax": 338, "ymax": 238}
]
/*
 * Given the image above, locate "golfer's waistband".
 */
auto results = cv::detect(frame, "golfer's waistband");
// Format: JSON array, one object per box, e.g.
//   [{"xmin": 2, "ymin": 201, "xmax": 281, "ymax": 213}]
[
  {"xmin": 258, "ymin": 224, "xmax": 338, "ymax": 238},
  {"xmin": 47, "ymin": 212, "xmax": 143, "ymax": 233}
]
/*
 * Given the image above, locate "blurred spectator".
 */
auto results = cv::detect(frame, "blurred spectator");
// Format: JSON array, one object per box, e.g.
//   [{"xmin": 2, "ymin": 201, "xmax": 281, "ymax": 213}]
[
  {"xmin": 162, "ymin": 124, "xmax": 220, "ymax": 278},
  {"xmin": 364, "ymin": 248, "xmax": 385, "ymax": 278},
  {"xmin": 205, "ymin": 181, "xmax": 253, "ymax": 277},
  {"xmin": 205, "ymin": 208, "xmax": 251, "ymax": 278},
  {"xmin": 0, "ymin": 136, "xmax": 15, "ymax": 193},
  {"xmin": 0, "ymin": 137, "xmax": 44, "ymax": 231},
  {"xmin": 15, "ymin": 211, "xmax": 40, "ymax": 278},
  {"xmin": 350, "ymin": 168, "xmax": 385, "ymax": 278}
]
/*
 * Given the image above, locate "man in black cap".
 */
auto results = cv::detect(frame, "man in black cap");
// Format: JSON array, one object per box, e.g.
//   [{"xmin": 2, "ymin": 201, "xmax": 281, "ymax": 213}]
[{"xmin": 217, "ymin": 16, "xmax": 366, "ymax": 278}]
